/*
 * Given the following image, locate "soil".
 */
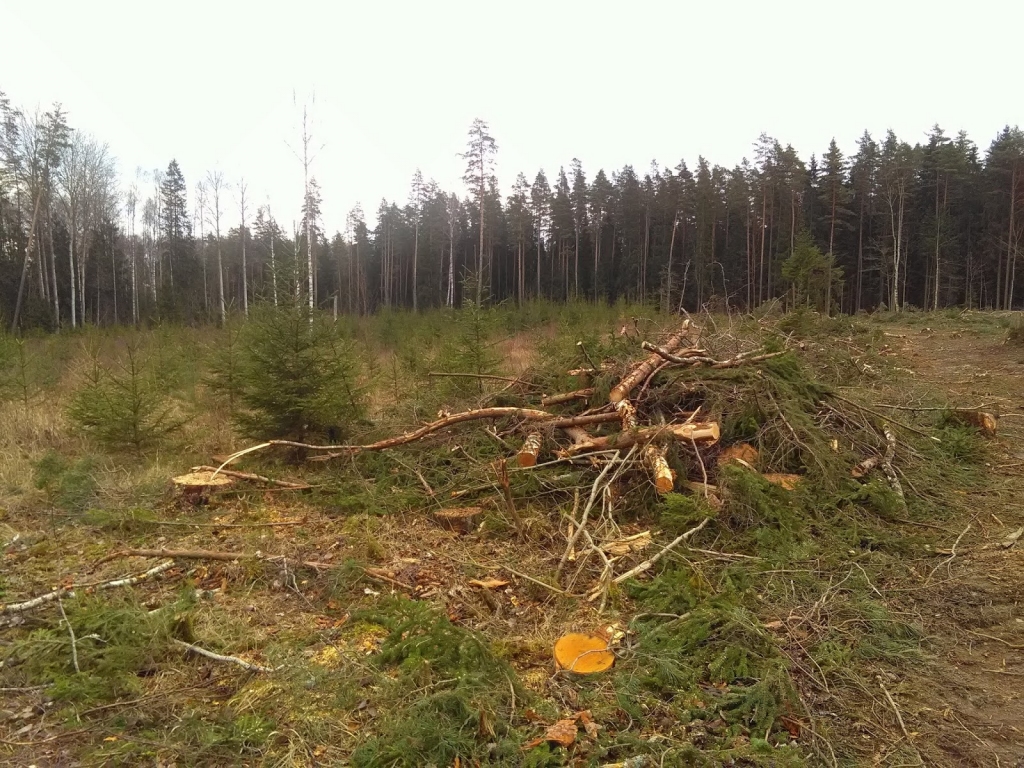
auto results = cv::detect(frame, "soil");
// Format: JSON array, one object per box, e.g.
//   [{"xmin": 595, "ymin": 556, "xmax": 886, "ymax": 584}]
[{"xmin": 888, "ymin": 323, "xmax": 1024, "ymax": 767}]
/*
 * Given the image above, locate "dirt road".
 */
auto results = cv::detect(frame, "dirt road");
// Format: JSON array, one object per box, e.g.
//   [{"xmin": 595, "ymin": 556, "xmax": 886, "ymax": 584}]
[{"xmin": 891, "ymin": 325, "xmax": 1024, "ymax": 767}]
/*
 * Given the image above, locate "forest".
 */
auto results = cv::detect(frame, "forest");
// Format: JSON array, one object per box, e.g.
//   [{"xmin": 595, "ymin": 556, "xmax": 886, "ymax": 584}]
[{"xmin": 2, "ymin": 87, "xmax": 1023, "ymax": 331}]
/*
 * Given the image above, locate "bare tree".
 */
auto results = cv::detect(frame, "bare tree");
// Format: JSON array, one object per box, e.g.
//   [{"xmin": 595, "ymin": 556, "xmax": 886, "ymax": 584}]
[
  {"xmin": 237, "ymin": 178, "xmax": 249, "ymax": 317},
  {"xmin": 205, "ymin": 170, "xmax": 228, "ymax": 325},
  {"xmin": 194, "ymin": 180, "xmax": 208, "ymax": 315}
]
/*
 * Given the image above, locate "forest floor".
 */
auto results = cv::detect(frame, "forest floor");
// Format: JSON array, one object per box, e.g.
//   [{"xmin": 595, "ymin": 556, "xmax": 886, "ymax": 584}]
[{"xmin": 0, "ymin": 306, "xmax": 1022, "ymax": 767}]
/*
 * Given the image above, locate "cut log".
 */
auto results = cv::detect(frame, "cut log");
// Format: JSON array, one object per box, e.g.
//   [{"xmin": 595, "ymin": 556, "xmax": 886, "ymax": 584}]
[
  {"xmin": 643, "ymin": 444, "xmax": 675, "ymax": 493},
  {"xmin": 852, "ymin": 455, "xmax": 880, "ymax": 479},
  {"xmin": 950, "ymin": 409, "xmax": 998, "ymax": 437},
  {"xmin": 609, "ymin": 320, "xmax": 691, "ymax": 403},
  {"xmin": 564, "ymin": 422, "xmax": 720, "ymax": 456},
  {"xmin": 553, "ymin": 632, "xmax": 615, "ymax": 674},
  {"xmin": 432, "ymin": 506, "xmax": 484, "ymax": 534},
  {"xmin": 518, "ymin": 433, "xmax": 544, "ymax": 467},
  {"xmin": 719, "ymin": 443, "xmax": 759, "ymax": 466},
  {"xmin": 763, "ymin": 473, "xmax": 803, "ymax": 491},
  {"xmin": 541, "ymin": 389, "xmax": 594, "ymax": 407}
]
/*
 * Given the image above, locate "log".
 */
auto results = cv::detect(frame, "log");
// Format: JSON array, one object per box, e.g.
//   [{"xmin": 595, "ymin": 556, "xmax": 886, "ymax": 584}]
[
  {"xmin": 517, "ymin": 433, "xmax": 543, "ymax": 467},
  {"xmin": 643, "ymin": 444, "xmax": 675, "ymax": 493},
  {"xmin": 565, "ymin": 421, "xmax": 720, "ymax": 456},
  {"xmin": 609, "ymin": 320, "xmax": 691, "ymax": 403},
  {"xmin": 541, "ymin": 389, "xmax": 594, "ymax": 407}
]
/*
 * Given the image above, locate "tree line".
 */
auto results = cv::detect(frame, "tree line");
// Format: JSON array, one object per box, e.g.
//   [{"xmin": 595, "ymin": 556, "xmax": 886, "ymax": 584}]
[{"xmin": 2, "ymin": 91, "xmax": 1023, "ymax": 331}]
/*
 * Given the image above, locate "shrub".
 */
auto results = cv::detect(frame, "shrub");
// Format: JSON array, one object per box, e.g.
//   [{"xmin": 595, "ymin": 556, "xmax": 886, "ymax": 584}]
[
  {"xmin": 67, "ymin": 338, "xmax": 184, "ymax": 454},
  {"xmin": 216, "ymin": 302, "xmax": 363, "ymax": 442}
]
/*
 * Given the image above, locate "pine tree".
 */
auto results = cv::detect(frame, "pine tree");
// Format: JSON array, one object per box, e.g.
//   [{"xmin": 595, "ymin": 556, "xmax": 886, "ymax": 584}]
[{"xmin": 460, "ymin": 119, "xmax": 497, "ymax": 304}]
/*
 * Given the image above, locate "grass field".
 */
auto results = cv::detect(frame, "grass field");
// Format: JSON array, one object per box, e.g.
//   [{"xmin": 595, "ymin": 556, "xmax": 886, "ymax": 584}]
[{"xmin": 1, "ymin": 303, "xmax": 1023, "ymax": 767}]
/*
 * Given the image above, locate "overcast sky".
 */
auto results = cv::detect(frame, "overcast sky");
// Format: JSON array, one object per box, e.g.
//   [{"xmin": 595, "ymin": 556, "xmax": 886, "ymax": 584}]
[{"xmin": 2, "ymin": 0, "xmax": 1021, "ymax": 232}]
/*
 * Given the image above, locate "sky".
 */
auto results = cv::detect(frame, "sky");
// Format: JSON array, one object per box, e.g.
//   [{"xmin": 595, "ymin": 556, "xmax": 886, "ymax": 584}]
[{"xmin": 2, "ymin": 0, "xmax": 1022, "ymax": 233}]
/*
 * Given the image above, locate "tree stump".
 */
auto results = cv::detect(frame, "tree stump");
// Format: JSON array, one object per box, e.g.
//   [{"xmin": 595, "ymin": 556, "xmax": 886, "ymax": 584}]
[
  {"xmin": 171, "ymin": 471, "xmax": 233, "ymax": 506},
  {"xmin": 431, "ymin": 506, "xmax": 483, "ymax": 534}
]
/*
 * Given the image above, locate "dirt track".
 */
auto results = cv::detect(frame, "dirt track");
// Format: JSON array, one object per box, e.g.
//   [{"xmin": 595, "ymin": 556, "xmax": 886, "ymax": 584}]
[{"xmin": 891, "ymin": 325, "xmax": 1024, "ymax": 767}]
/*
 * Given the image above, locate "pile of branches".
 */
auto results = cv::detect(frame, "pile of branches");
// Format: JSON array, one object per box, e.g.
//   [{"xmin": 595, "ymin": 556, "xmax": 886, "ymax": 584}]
[{"xmin": 215, "ymin": 319, "xmax": 791, "ymax": 479}]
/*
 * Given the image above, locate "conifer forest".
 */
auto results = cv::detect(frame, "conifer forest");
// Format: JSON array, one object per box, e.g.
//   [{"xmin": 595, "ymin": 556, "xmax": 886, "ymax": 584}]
[{"xmin": 3, "ymin": 88, "xmax": 1024, "ymax": 330}]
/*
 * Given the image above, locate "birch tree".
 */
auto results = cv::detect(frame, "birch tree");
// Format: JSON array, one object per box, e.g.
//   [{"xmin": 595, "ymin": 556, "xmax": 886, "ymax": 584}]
[{"xmin": 205, "ymin": 170, "xmax": 227, "ymax": 324}]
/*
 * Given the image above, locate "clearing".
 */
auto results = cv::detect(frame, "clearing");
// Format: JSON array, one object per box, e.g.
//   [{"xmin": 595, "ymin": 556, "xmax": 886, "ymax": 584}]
[{"xmin": 1, "ymin": 305, "xmax": 1023, "ymax": 767}]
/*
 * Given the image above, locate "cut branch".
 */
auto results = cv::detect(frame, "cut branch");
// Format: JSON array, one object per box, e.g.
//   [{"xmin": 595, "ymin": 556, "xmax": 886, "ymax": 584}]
[
  {"xmin": 613, "ymin": 517, "xmax": 712, "ymax": 583},
  {"xmin": 564, "ymin": 421, "xmax": 720, "ymax": 456},
  {"xmin": 609, "ymin": 320, "xmax": 691, "ymax": 403},
  {"xmin": 643, "ymin": 444, "xmax": 675, "ymax": 492},
  {"xmin": 1, "ymin": 561, "xmax": 176, "ymax": 615},
  {"xmin": 172, "ymin": 638, "xmax": 273, "ymax": 673},
  {"xmin": 541, "ymin": 389, "xmax": 594, "ymax": 406}
]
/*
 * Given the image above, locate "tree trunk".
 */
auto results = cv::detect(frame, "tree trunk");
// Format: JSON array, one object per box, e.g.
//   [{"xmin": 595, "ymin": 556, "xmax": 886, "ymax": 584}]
[{"xmin": 10, "ymin": 191, "xmax": 44, "ymax": 334}]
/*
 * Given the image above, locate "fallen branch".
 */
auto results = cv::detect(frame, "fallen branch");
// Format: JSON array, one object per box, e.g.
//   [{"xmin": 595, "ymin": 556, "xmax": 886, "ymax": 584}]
[
  {"xmin": 610, "ymin": 320, "xmax": 691, "ymax": 403},
  {"xmin": 613, "ymin": 517, "xmax": 712, "ymax": 583},
  {"xmin": 57, "ymin": 597, "xmax": 80, "ymax": 674},
  {"xmin": 880, "ymin": 424, "xmax": 906, "ymax": 506},
  {"xmin": 190, "ymin": 466, "xmax": 311, "ymax": 490},
  {"xmin": 640, "ymin": 341, "xmax": 710, "ymax": 364},
  {"xmin": 172, "ymin": 638, "xmax": 272, "ymax": 673},
  {"xmin": 541, "ymin": 389, "xmax": 594, "ymax": 406},
  {"xmin": 427, "ymin": 371, "xmax": 527, "ymax": 384},
  {"xmin": 564, "ymin": 421, "xmax": 720, "ymax": 456},
  {"xmin": 1, "ymin": 561, "xmax": 175, "ymax": 614}
]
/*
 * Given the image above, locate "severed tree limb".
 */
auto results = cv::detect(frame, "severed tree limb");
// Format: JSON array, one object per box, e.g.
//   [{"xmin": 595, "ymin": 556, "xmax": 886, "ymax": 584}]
[
  {"xmin": 711, "ymin": 350, "xmax": 787, "ymax": 369},
  {"xmin": 1, "ymin": 561, "xmax": 176, "ymax": 615},
  {"xmin": 613, "ymin": 517, "xmax": 712, "ymax": 583},
  {"xmin": 643, "ymin": 443, "xmax": 675, "ymax": 493},
  {"xmin": 557, "ymin": 455, "xmax": 620, "ymax": 579},
  {"xmin": 190, "ymin": 466, "xmax": 310, "ymax": 489},
  {"xmin": 541, "ymin": 388, "xmax": 594, "ymax": 406},
  {"xmin": 172, "ymin": 638, "xmax": 272, "ymax": 673},
  {"xmin": 881, "ymin": 424, "xmax": 906, "ymax": 507},
  {"xmin": 615, "ymin": 399, "xmax": 639, "ymax": 431},
  {"xmin": 57, "ymin": 597, "xmax": 80, "ymax": 674},
  {"xmin": 564, "ymin": 421, "xmax": 720, "ymax": 456},
  {"xmin": 640, "ymin": 341, "xmax": 710, "ymax": 364},
  {"xmin": 610, "ymin": 319, "xmax": 691, "ymax": 403},
  {"xmin": 852, "ymin": 455, "xmax": 881, "ymax": 479}
]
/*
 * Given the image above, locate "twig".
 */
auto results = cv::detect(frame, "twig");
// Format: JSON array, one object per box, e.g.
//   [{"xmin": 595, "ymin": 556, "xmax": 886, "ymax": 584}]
[
  {"xmin": 1, "ymin": 561, "xmax": 175, "ymax": 614},
  {"xmin": 500, "ymin": 565, "xmax": 568, "ymax": 596},
  {"xmin": 613, "ymin": 517, "xmax": 712, "ymax": 583},
  {"xmin": 0, "ymin": 729, "xmax": 89, "ymax": 747},
  {"xmin": 140, "ymin": 519, "xmax": 305, "ymax": 529},
  {"xmin": 57, "ymin": 597, "xmax": 80, "ymax": 674},
  {"xmin": 557, "ymin": 454, "xmax": 620, "ymax": 578},
  {"xmin": 172, "ymin": 638, "xmax": 273, "ymax": 673},
  {"xmin": 963, "ymin": 628, "xmax": 1024, "ymax": 650},
  {"xmin": 926, "ymin": 524, "xmax": 970, "ymax": 584},
  {"xmin": 878, "ymin": 678, "xmax": 923, "ymax": 765},
  {"xmin": 427, "ymin": 371, "xmax": 528, "ymax": 384},
  {"xmin": 831, "ymin": 394, "xmax": 941, "ymax": 442},
  {"xmin": 576, "ymin": 340, "xmax": 599, "ymax": 372}
]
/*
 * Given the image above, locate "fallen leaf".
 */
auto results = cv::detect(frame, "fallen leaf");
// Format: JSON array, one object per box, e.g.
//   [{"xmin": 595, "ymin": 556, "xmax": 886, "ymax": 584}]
[
  {"xmin": 468, "ymin": 578, "xmax": 510, "ymax": 590},
  {"xmin": 1000, "ymin": 526, "xmax": 1023, "ymax": 549},
  {"xmin": 578, "ymin": 709, "xmax": 600, "ymax": 738},
  {"xmin": 522, "ymin": 719, "xmax": 579, "ymax": 750}
]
